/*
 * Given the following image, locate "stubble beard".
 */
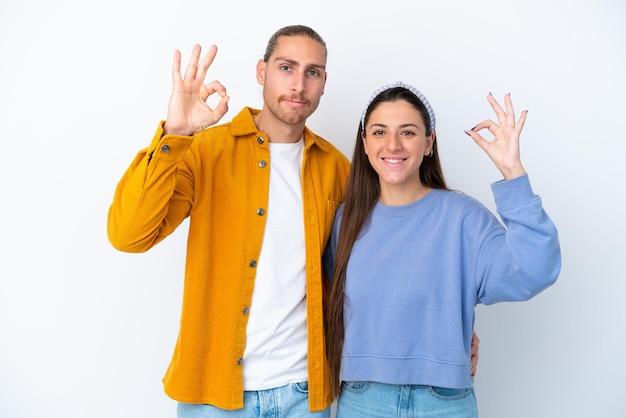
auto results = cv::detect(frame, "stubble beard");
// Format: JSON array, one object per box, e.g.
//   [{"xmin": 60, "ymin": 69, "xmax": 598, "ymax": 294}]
[{"xmin": 264, "ymin": 91, "xmax": 319, "ymax": 126}]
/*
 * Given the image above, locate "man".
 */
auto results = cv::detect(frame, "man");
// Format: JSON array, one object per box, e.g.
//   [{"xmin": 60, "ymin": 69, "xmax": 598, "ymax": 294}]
[{"xmin": 108, "ymin": 25, "xmax": 349, "ymax": 417}]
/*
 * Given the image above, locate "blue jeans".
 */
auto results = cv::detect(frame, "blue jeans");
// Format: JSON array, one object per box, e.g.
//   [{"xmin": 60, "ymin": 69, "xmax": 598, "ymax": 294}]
[
  {"xmin": 177, "ymin": 382, "xmax": 330, "ymax": 418},
  {"xmin": 337, "ymin": 381, "xmax": 477, "ymax": 418}
]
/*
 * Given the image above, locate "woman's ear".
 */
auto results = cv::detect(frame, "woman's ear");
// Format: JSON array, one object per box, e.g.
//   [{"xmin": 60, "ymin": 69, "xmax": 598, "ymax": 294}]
[
  {"xmin": 361, "ymin": 131, "xmax": 368, "ymax": 155},
  {"xmin": 424, "ymin": 131, "xmax": 436, "ymax": 157},
  {"xmin": 428, "ymin": 131, "xmax": 436, "ymax": 153}
]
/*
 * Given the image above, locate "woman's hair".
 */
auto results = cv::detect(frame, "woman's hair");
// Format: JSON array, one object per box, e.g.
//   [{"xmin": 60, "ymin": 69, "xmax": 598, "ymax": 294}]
[
  {"xmin": 263, "ymin": 25, "xmax": 327, "ymax": 62},
  {"xmin": 324, "ymin": 86, "xmax": 448, "ymax": 397}
]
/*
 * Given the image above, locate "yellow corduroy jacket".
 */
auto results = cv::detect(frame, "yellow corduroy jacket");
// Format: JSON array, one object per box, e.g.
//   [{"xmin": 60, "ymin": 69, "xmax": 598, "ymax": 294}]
[{"xmin": 107, "ymin": 107, "xmax": 350, "ymax": 411}]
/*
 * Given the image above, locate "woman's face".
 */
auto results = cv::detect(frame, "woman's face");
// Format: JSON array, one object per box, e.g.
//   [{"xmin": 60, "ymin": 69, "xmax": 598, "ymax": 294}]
[{"xmin": 362, "ymin": 99, "xmax": 434, "ymax": 202}]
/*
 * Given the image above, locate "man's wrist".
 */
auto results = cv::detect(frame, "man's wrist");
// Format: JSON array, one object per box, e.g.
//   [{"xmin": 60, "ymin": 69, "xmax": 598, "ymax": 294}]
[{"xmin": 163, "ymin": 122, "xmax": 193, "ymax": 136}]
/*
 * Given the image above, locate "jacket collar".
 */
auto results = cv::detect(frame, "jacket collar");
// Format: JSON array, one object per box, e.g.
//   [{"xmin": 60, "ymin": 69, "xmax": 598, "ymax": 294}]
[{"xmin": 231, "ymin": 107, "xmax": 331, "ymax": 153}]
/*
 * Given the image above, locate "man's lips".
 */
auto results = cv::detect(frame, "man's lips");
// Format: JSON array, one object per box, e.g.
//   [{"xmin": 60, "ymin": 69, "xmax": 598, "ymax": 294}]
[{"xmin": 281, "ymin": 96, "xmax": 309, "ymax": 107}]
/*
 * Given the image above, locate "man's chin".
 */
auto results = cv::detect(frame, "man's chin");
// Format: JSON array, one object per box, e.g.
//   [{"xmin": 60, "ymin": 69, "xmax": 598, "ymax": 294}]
[{"xmin": 278, "ymin": 110, "xmax": 309, "ymax": 126}]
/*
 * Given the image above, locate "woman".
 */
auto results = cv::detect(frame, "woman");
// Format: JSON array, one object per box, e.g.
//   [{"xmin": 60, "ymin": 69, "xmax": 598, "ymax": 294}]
[{"xmin": 324, "ymin": 82, "xmax": 561, "ymax": 417}]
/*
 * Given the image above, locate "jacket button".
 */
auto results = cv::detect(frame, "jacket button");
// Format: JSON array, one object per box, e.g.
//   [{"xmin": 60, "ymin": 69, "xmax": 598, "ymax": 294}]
[
  {"xmin": 243, "ymin": 307, "xmax": 249, "ymax": 315},
  {"xmin": 249, "ymin": 260, "xmax": 257, "ymax": 267},
  {"xmin": 161, "ymin": 144, "xmax": 170, "ymax": 153},
  {"xmin": 258, "ymin": 160, "xmax": 267, "ymax": 168},
  {"xmin": 256, "ymin": 208, "xmax": 265, "ymax": 216},
  {"xmin": 237, "ymin": 358, "xmax": 243, "ymax": 365},
  {"xmin": 257, "ymin": 136, "xmax": 265, "ymax": 144}
]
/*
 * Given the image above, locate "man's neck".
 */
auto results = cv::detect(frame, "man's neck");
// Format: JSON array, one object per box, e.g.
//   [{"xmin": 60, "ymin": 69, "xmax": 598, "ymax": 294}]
[{"xmin": 253, "ymin": 111, "xmax": 305, "ymax": 144}]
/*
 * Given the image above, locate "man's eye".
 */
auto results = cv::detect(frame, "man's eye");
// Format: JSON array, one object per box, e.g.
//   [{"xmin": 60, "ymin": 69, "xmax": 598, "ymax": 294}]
[
  {"xmin": 308, "ymin": 70, "xmax": 320, "ymax": 77},
  {"xmin": 280, "ymin": 65, "xmax": 291, "ymax": 71}
]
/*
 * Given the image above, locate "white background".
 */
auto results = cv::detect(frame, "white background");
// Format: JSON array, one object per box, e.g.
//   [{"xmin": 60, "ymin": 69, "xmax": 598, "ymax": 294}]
[{"xmin": 1, "ymin": 1, "xmax": 625, "ymax": 417}]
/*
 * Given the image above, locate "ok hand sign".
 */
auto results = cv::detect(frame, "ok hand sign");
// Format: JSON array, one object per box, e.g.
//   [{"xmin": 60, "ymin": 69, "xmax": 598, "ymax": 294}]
[
  {"xmin": 163, "ymin": 44, "xmax": 230, "ymax": 136},
  {"xmin": 465, "ymin": 93, "xmax": 527, "ymax": 180}
]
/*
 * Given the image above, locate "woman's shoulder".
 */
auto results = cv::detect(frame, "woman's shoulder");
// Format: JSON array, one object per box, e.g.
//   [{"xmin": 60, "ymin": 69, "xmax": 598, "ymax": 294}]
[
  {"xmin": 434, "ymin": 189, "xmax": 486, "ymax": 210},
  {"xmin": 429, "ymin": 190, "xmax": 498, "ymax": 229}
]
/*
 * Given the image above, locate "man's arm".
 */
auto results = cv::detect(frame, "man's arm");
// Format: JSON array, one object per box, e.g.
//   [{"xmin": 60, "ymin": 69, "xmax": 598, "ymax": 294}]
[
  {"xmin": 471, "ymin": 331, "xmax": 479, "ymax": 376},
  {"xmin": 107, "ymin": 44, "xmax": 230, "ymax": 252}
]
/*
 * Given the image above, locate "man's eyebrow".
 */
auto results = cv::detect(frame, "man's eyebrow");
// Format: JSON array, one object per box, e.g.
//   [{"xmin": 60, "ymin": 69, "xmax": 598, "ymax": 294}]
[
  {"xmin": 306, "ymin": 63, "xmax": 326, "ymax": 71},
  {"xmin": 273, "ymin": 57, "xmax": 326, "ymax": 71}
]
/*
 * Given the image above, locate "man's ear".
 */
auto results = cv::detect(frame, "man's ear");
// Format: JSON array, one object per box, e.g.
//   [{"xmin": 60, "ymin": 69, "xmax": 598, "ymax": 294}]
[{"xmin": 256, "ymin": 59, "xmax": 266, "ymax": 85}]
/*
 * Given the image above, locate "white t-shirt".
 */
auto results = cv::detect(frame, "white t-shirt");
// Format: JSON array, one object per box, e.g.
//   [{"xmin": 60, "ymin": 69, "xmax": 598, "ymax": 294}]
[{"xmin": 242, "ymin": 138, "xmax": 308, "ymax": 390}]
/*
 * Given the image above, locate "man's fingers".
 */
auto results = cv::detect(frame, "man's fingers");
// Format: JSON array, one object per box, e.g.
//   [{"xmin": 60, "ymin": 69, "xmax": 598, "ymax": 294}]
[
  {"xmin": 213, "ymin": 94, "xmax": 230, "ymax": 121},
  {"xmin": 207, "ymin": 80, "xmax": 227, "ymax": 97},
  {"xmin": 198, "ymin": 80, "xmax": 230, "ymax": 123},
  {"xmin": 172, "ymin": 44, "xmax": 219, "ymax": 88},
  {"xmin": 199, "ymin": 80, "xmax": 228, "ymax": 102},
  {"xmin": 196, "ymin": 44, "xmax": 218, "ymax": 82},
  {"xmin": 183, "ymin": 44, "xmax": 202, "ymax": 81},
  {"xmin": 171, "ymin": 49, "xmax": 182, "ymax": 83}
]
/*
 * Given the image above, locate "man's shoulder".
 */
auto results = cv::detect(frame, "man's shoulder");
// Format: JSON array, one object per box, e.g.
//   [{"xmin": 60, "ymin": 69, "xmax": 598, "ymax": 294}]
[{"xmin": 304, "ymin": 128, "xmax": 348, "ymax": 160}]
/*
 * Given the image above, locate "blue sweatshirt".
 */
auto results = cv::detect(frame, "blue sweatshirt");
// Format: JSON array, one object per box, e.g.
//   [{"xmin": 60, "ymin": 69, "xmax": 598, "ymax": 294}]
[{"xmin": 324, "ymin": 174, "xmax": 561, "ymax": 389}]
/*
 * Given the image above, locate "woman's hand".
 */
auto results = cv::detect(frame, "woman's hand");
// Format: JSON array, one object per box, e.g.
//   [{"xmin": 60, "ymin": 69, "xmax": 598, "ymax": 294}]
[{"xmin": 465, "ymin": 93, "xmax": 527, "ymax": 180}]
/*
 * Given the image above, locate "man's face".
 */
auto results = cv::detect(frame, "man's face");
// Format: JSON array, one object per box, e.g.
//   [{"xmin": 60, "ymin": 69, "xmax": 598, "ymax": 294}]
[{"xmin": 256, "ymin": 35, "xmax": 327, "ymax": 126}]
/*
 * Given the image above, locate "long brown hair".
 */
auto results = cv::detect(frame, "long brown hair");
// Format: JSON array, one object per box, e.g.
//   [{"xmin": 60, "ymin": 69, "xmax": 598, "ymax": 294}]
[{"xmin": 324, "ymin": 86, "xmax": 448, "ymax": 397}]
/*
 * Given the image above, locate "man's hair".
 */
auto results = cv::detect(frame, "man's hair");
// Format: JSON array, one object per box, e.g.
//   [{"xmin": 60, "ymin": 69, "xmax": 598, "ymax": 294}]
[{"xmin": 263, "ymin": 25, "xmax": 327, "ymax": 62}]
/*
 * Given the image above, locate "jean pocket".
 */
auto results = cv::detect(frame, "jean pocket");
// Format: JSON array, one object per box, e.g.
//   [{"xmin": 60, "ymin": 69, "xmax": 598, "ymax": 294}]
[
  {"xmin": 292, "ymin": 381, "xmax": 309, "ymax": 394},
  {"xmin": 427, "ymin": 386, "xmax": 474, "ymax": 401},
  {"xmin": 341, "ymin": 381, "xmax": 371, "ymax": 393}
]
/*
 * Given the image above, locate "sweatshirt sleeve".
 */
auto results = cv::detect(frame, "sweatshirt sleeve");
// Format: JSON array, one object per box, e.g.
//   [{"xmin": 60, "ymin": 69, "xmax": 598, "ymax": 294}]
[
  {"xmin": 107, "ymin": 122, "xmax": 195, "ymax": 253},
  {"xmin": 477, "ymin": 174, "xmax": 561, "ymax": 304}
]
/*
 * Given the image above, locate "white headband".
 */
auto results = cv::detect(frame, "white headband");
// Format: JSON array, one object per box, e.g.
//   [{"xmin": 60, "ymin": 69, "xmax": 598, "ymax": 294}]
[{"xmin": 360, "ymin": 81, "xmax": 436, "ymax": 133}]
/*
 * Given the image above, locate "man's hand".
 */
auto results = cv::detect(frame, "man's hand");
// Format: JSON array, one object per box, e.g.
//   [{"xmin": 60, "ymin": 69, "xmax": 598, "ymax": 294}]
[
  {"xmin": 163, "ymin": 44, "xmax": 230, "ymax": 136},
  {"xmin": 471, "ymin": 331, "xmax": 480, "ymax": 376}
]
